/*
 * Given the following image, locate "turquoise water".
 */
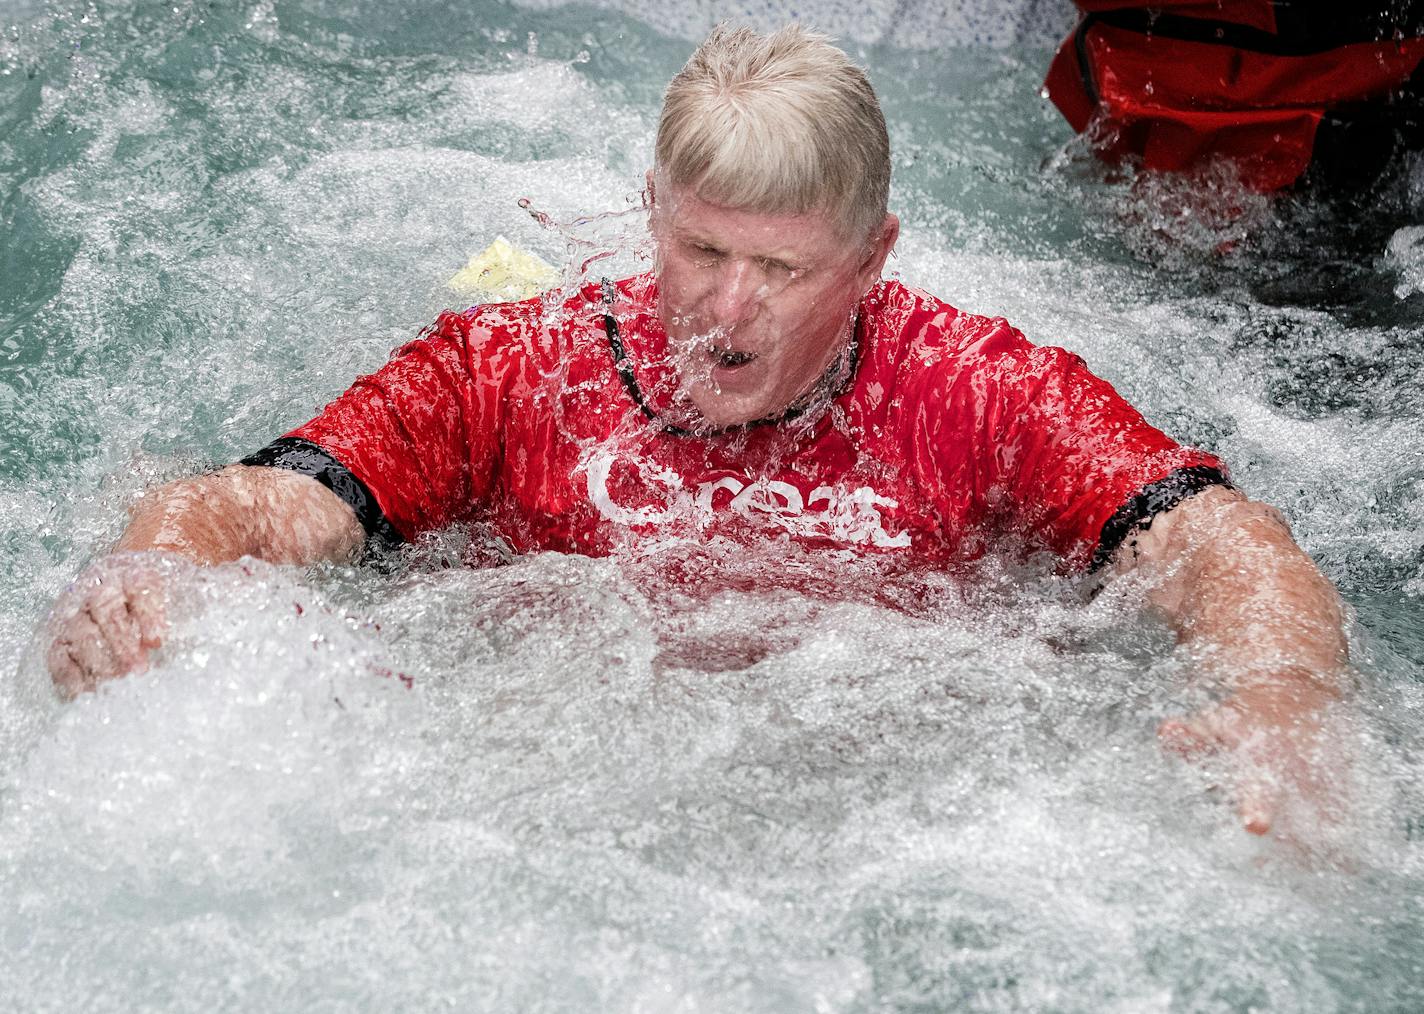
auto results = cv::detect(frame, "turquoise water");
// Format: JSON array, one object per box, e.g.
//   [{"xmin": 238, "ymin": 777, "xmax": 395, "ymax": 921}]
[{"xmin": 2, "ymin": 1, "xmax": 1423, "ymax": 1010}]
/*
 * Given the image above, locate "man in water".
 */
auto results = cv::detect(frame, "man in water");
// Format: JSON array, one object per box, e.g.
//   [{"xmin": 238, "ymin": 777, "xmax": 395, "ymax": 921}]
[{"xmin": 47, "ymin": 25, "xmax": 1347, "ymax": 839}]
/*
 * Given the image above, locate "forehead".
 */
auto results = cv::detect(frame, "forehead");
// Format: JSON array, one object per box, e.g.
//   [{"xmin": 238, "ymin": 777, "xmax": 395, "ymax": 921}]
[{"xmin": 658, "ymin": 186, "xmax": 847, "ymax": 259}]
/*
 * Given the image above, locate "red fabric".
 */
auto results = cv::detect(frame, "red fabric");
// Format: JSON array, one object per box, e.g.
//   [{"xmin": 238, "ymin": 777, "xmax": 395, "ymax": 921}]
[
  {"xmin": 290, "ymin": 276, "xmax": 1222, "ymax": 571},
  {"xmin": 1044, "ymin": 6, "xmax": 1424, "ymax": 190}
]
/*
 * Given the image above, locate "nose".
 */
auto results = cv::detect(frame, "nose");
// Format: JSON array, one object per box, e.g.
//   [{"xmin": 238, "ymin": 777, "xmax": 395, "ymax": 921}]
[{"xmin": 708, "ymin": 259, "xmax": 764, "ymax": 329}]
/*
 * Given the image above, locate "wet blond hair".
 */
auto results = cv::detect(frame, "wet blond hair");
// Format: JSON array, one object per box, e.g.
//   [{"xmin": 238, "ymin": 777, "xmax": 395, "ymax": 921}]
[{"xmin": 655, "ymin": 23, "xmax": 891, "ymax": 242}]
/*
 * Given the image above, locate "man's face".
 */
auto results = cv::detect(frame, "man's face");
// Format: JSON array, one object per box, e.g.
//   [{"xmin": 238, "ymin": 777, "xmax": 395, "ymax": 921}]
[{"xmin": 650, "ymin": 182, "xmax": 897, "ymax": 429}]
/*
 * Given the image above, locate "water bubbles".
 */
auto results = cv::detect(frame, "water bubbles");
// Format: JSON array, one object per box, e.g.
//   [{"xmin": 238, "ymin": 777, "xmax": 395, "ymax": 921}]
[
  {"xmin": 242, "ymin": 0, "xmax": 278, "ymax": 40},
  {"xmin": 506, "ymin": 0, "xmax": 1074, "ymax": 50},
  {"xmin": 1384, "ymin": 224, "xmax": 1424, "ymax": 299},
  {"xmin": 0, "ymin": 0, "xmax": 1421, "ymax": 1009},
  {"xmin": 516, "ymin": 194, "xmax": 552, "ymax": 228}
]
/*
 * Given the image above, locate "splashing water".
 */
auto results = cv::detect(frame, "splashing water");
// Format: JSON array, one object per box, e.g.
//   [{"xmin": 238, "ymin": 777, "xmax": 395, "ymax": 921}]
[{"xmin": 2, "ymin": 1, "xmax": 1423, "ymax": 1011}]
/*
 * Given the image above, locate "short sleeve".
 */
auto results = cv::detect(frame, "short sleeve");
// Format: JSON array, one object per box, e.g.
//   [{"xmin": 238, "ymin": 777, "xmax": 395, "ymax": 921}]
[
  {"xmin": 980, "ymin": 341, "xmax": 1227, "ymax": 569},
  {"xmin": 245, "ymin": 308, "xmax": 520, "ymax": 543},
  {"xmin": 911, "ymin": 324, "xmax": 1224, "ymax": 575}
]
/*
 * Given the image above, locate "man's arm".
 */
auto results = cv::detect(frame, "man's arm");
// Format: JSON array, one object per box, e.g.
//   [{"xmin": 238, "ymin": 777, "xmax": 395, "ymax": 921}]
[
  {"xmin": 47, "ymin": 465, "xmax": 364, "ymax": 696},
  {"xmin": 48, "ymin": 304, "xmax": 512, "ymax": 698},
  {"xmin": 113, "ymin": 464, "xmax": 364, "ymax": 564},
  {"xmin": 1111, "ymin": 484, "xmax": 1349, "ymax": 836}
]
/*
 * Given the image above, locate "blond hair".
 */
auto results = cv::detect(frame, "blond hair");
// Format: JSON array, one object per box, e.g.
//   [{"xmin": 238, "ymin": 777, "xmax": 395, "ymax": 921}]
[{"xmin": 655, "ymin": 23, "xmax": 891, "ymax": 241}]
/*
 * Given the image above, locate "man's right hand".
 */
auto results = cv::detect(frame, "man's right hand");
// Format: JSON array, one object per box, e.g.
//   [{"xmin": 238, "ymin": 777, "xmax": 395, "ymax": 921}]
[
  {"xmin": 44, "ymin": 462, "xmax": 368, "ymax": 698},
  {"xmin": 46, "ymin": 552, "xmax": 179, "ymax": 698}
]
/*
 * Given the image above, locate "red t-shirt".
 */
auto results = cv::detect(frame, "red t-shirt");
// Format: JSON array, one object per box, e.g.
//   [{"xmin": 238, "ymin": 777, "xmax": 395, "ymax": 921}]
[{"xmin": 251, "ymin": 274, "xmax": 1224, "ymax": 571}]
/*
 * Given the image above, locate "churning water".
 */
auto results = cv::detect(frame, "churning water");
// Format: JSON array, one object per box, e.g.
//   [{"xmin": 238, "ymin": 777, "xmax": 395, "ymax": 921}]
[{"xmin": 2, "ymin": 1, "xmax": 1422, "ymax": 1010}]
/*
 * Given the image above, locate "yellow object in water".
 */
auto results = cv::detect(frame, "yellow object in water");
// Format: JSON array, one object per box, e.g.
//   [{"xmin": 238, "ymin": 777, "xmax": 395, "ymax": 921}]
[{"xmin": 447, "ymin": 236, "xmax": 560, "ymax": 302}]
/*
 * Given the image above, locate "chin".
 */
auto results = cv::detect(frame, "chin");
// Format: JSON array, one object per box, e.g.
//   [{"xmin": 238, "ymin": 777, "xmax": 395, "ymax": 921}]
[
  {"xmin": 690, "ymin": 402, "xmax": 762, "ymax": 430},
  {"xmin": 686, "ymin": 387, "xmax": 777, "ymax": 429}
]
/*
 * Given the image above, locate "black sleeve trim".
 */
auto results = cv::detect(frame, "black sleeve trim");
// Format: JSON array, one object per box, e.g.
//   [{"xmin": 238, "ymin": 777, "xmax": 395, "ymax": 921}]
[
  {"xmin": 1090, "ymin": 465, "xmax": 1231, "ymax": 572},
  {"xmin": 240, "ymin": 436, "xmax": 404, "ymax": 549}
]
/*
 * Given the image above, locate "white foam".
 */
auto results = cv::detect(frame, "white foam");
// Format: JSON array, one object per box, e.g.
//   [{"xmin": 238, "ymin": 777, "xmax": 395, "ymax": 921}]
[
  {"xmin": 2, "ymin": 0, "xmax": 1422, "ymax": 1009},
  {"xmin": 509, "ymin": 0, "xmax": 1076, "ymax": 49},
  {"xmin": 1386, "ymin": 225, "xmax": 1424, "ymax": 299}
]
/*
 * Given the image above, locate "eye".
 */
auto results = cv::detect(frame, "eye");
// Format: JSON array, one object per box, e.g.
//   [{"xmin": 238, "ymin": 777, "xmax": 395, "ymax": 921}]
[
  {"xmin": 759, "ymin": 257, "xmax": 799, "ymax": 279},
  {"xmin": 687, "ymin": 242, "xmax": 724, "ymax": 266}
]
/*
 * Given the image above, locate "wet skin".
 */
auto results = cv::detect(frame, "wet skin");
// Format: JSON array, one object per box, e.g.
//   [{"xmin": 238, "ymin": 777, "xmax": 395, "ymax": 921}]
[{"xmin": 648, "ymin": 180, "xmax": 899, "ymax": 428}]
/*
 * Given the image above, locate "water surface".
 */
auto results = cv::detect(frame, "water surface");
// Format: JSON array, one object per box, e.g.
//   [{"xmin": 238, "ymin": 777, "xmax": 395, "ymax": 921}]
[{"xmin": 1, "ymin": 2, "xmax": 1422, "ymax": 1011}]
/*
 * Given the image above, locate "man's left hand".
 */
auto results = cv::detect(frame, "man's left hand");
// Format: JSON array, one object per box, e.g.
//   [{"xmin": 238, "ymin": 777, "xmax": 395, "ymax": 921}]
[{"xmin": 1158, "ymin": 678, "xmax": 1347, "ymax": 840}]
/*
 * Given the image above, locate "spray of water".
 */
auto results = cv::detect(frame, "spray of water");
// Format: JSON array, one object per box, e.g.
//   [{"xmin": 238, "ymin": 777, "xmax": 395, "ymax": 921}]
[{"xmin": 1, "ymin": 1, "xmax": 1422, "ymax": 1010}]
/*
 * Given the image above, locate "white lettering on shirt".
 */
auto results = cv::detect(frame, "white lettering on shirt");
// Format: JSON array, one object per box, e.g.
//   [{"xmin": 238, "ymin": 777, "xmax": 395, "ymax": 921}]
[{"xmin": 581, "ymin": 448, "xmax": 911, "ymax": 549}]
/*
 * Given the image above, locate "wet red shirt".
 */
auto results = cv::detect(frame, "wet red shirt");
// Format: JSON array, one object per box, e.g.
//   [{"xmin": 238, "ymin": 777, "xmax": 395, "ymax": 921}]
[{"xmin": 281, "ymin": 275, "xmax": 1223, "ymax": 570}]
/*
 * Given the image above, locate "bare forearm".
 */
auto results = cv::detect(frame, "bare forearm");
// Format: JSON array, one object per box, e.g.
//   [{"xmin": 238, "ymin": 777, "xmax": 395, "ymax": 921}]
[
  {"xmin": 1162, "ymin": 512, "xmax": 1344, "ymax": 688},
  {"xmin": 47, "ymin": 465, "xmax": 364, "ymax": 695},
  {"xmin": 114, "ymin": 465, "xmax": 364, "ymax": 567},
  {"xmin": 1146, "ymin": 491, "xmax": 1347, "ymax": 695},
  {"xmin": 1120, "ymin": 487, "xmax": 1352, "ymax": 838}
]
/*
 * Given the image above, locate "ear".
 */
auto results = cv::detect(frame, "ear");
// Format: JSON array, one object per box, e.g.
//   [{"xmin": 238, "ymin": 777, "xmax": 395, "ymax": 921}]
[
  {"xmin": 644, "ymin": 169, "xmax": 656, "ymax": 208},
  {"xmin": 854, "ymin": 213, "xmax": 899, "ymax": 291}
]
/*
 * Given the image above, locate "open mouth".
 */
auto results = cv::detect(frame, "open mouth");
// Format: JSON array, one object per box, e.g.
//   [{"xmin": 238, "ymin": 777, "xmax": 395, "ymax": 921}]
[{"xmin": 711, "ymin": 348, "xmax": 755, "ymax": 368}]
